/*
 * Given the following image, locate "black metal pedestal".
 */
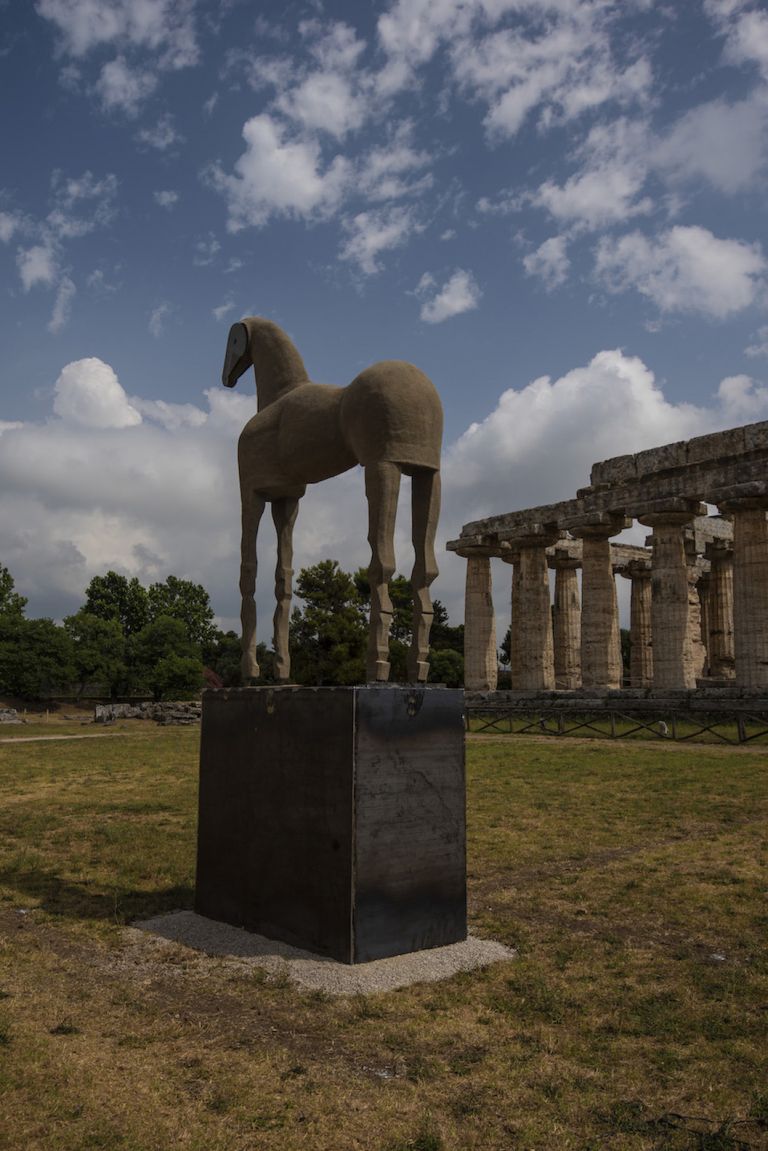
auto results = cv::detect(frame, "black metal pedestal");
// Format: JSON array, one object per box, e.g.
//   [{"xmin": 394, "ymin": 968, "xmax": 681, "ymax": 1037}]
[{"xmin": 194, "ymin": 685, "xmax": 466, "ymax": 964}]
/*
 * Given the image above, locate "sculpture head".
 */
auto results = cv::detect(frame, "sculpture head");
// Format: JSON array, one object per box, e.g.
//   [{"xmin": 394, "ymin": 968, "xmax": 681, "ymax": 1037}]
[{"xmin": 222, "ymin": 321, "xmax": 250, "ymax": 388}]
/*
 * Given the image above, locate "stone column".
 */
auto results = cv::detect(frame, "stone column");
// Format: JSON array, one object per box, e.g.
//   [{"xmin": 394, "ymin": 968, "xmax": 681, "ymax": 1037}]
[
  {"xmin": 720, "ymin": 500, "xmax": 768, "ymax": 688},
  {"xmin": 549, "ymin": 548, "xmax": 581, "ymax": 689},
  {"xmin": 639, "ymin": 503, "xmax": 705, "ymax": 690},
  {"xmin": 704, "ymin": 539, "xmax": 735, "ymax": 679},
  {"xmin": 502, "ymin": 527, "xmax": 559, "ymax": 690},
  {"xmin": 570, "ymin": 514, "xmax": 629, "ymax": 690},
  {"xmin": 462, "ymin": 552, "xmax": 498, "ymax": 691},
  {"xmin": 697, "ymin": 571, "xmax": 711, "ymax": 677},
  {"xmin": 626, "ymin": 559, "xmax": 653, "ymax": 687},
  {"xmin": 687, "ymin": 562, "xmax": 708, "ymax": 683}
]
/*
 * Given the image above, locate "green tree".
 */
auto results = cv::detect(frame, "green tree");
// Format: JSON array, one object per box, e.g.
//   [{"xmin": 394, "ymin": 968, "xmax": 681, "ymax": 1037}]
[
  {"xmin": 129, "ymin": 616, "xmax": 203, "ymax": 700},
  {"xmin": 64, "ymin": 611, "xmax": 127, "ymax": 699},
  {"xmin": 621, "ymin": 627, "xmax": 631, "ymax": 681},
  {"xmin": 83, "ymin": 571, "xmax": 149, "ymax": 637},
  {"xmin": 147, "ymin": 575, "xmax": 216, "ymax": 648},
  {"xmin": 0, "ymin": 616, "xmax": 75, "ymax": 700},
  {"xmin": 289, "ymin": 561, "xmax": 367, "ymax": 685},
  {"xmin": 0, "ymin": 566, "xmax": 27, "ymax": 619},
  {"xmin": 428, "ymin": 647, "xmax": 464, "ymax": 687}
]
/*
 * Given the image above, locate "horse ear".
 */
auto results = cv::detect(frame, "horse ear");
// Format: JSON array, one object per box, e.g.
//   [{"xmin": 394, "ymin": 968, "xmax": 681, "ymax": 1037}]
[{"xmin": 222, "ymin": 322, "xmax": 250, "ymax": 388}]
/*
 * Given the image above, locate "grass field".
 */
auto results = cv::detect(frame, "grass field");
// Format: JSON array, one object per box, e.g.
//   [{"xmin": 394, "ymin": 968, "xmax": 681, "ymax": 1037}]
[{"xmin": 0, "ymin": 724, "xmax": 766, "ymax": 1150}]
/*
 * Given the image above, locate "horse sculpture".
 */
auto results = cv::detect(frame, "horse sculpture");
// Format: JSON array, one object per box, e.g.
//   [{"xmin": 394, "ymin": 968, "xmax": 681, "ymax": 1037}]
[{"xmin": 222, "ymin": 316, "xmax": 443, "ymax": 684}]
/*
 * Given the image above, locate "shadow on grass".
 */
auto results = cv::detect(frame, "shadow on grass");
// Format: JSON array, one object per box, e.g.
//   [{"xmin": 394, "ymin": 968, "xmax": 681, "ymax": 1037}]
[{"xmin": 0, "ymin": 868, "xmax": 194, "ymax": 924}]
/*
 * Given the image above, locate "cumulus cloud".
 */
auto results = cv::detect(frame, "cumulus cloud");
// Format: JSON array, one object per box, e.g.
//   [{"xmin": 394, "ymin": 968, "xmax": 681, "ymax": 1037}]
[
  {"xmin": 653, "ymin": 96, "xmax": 768, "ymax": 194},
  {"xmin": 594, "ymin": 225, "xmax": 767, "ymax": 318},
  {"xmin": 3, "ymin": 346, "xmax": 768, "ymax": 634},
  {"xmin": 417, "ymin": 269, "xmax": 482, "ymax": 323},
  {"xmin": 210, "ymin": 114, "xmax": 351, "ymax": 230},
  {"xmin": 53, "ymin": 358, "xmax": 142, "ymax": 428},
  {"xmin": 715, "ymin": 373, "xmax": 768, "ymax": 420},
  {"xmin": 523, "ymin": 236, "xmax": 570, "ymax": 290}
]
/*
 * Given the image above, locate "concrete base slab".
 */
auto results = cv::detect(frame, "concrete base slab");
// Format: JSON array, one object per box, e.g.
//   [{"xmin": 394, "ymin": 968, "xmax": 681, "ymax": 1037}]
[{"xmin": 133, "ymin": 911, "xmax": 515, "ymax": 996}]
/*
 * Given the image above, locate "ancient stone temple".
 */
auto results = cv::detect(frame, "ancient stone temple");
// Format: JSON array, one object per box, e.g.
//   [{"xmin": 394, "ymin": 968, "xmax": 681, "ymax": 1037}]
[{"xmin": 448, "ymin": 419, "xmax": 768, "ymax": 693}]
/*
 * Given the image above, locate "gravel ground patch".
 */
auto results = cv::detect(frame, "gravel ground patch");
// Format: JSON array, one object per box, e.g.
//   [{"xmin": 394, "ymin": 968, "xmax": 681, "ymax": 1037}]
[{"xmin": 132, "ymin": 910, "xmax": 516, "ymax": 995}]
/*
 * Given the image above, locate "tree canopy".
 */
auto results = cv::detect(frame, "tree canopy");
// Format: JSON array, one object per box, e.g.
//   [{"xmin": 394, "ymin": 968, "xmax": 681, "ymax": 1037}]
[{"xmin": 0, "ymin": 560, "xmax": 465, "ymax": 699}]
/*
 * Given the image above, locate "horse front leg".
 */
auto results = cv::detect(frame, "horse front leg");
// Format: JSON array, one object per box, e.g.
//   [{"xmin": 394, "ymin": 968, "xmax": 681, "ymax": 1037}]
[
  {"xmin": 271, "ymin": 496, "xmax": 300, "ymax": 681},
  {"xmin": 240, "ymin": 490, "xmax": 266, "ymax": 681},
  {"xmin": 365, "ymin": 461, "xmax": 401, "ymax": 682},
  {"xmin": 408, "ymin": 468, "xmax": 441, "ymax": 683}
]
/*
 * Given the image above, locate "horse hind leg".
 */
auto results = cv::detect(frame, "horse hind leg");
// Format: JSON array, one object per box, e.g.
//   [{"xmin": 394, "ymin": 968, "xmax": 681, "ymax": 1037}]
[
  {"xmin": 240, "ymin": 490, "xmax": 266, "ymax": 681},
  {"xmin": 408, "ymin": 468, "xmax": 441, "ymax": 683},
  {"xmin": 365, "ymin": 461, "xmax": 401, "ymax": 682},
  {"xmin": 271, "ymin": 496, "xmax": 300, "ymax": 680}
]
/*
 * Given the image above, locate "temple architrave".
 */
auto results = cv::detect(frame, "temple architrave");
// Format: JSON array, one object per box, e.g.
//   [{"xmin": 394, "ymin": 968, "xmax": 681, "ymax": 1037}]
[{"xmin": 447, "ymin": 419, "xmax": 768, "ymax": 693}]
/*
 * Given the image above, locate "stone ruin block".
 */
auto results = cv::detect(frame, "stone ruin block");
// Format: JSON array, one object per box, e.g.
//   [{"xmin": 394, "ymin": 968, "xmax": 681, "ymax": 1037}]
[{"xmin": 686, "ymin": 425, "xmax": 747, "ymax": 466}]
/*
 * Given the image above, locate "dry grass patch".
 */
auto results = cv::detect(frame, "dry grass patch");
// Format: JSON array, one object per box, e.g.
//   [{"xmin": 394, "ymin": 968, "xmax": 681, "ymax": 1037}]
[{"xmin": 0, "ymin": 729, "xmax": 766, "ymax": 1150}]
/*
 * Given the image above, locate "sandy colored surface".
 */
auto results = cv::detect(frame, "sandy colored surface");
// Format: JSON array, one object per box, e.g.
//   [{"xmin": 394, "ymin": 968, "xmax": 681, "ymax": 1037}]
[{"xmin": 131, "ymin": 910, "xmax": 516, "ymax": 996}]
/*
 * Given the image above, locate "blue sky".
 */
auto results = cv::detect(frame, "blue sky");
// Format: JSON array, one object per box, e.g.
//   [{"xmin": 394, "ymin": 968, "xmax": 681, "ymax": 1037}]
[{"xmin": 1, "ymin": 0, "xmax": 767, "ymax": 635}]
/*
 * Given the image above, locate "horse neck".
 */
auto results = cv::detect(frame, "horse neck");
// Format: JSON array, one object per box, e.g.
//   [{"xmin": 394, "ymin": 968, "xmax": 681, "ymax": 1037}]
[{"xmin": 248, "ymin": 318, "xmax": 310, "ymax": 409}]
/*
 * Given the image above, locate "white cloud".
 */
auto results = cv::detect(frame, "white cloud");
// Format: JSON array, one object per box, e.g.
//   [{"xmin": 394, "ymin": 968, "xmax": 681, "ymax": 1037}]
[
  {"xmin": 339, "ymin": 206, "xmax": 420, "ymax": 275},
  {"xmin": 523, "ymin": 235, "xmax": 570, "ymax": 290},
  {"xmin": 36, "ymin": 0, "xmax": 199, "ymax": 68},
  {"xmin": 653, "ymin": 96, "xmax": 768, "ymax": 194},
  {"xmin": 275, "ymin": 71, "xmax": 368, "ymax": 140},
  {"xmin": 705, "ymin": 0, "xmax": 768, "ymax": 82},
  {"xmin": 212, "ymin": 299, "xmax": 236, "ymax": 322},
  {"xmin": 193, "ymin": 234, "xmax": 220, "ymax": 266},
  {"xmin": 267, "ymin": 22, "xmax": 370, "ymax": 139},
  {"xmin": 210, "ymin": 114, "xmax": 351, "ymax": 230},
  {"xmin": 594, "ymin": 225, "xmax": 767, "ymax": 318},
  {"xmin": 716, "ymin": 373, "xmax": 768, "ymax": 420},
  {"xmin": 531, "ymin": 117, "xmax": 652, "ymax": 231},
  {"xmin": 417, "ymin": 268, "xmax": 482, "ymax": 323},
  {"xmin": 534, "ymin": 165, "xmax": 651, "ymax": 230},
  {"xmin": 48, "ymin": 275, "xmax": 76, "ymax": 333},
  {"xmin": 17, "ymin": 244, "xmax": 58, "ymax": 290},
  {"xmin": 154, "ymin": 189, "xmax": 179, "ymax": 209},
  {"xmin": 358, "ymin": 122, "xmax": 433, "ymax": 201},
  {"xmin": 53, "ymin": 358, "xmax": 142, "ymax": 428},
  {"xmin": 47, "ymin": 169, "xmax": 118, "ymax": 238},
  {"xmin": 745, "ymin": 325, "xmax": 768, "ymax": 358},
  {"xmin": 129, "ymin": 397, "xmax": 207, "ymax": 430},
  {"xmin": 148, "ymin": 302, "xmax": 172, "ymax": 337},
  {"xmin": 137, "ymin": 113, "xmax": 182, "ymax": 150},
  {"xmin": 95, "ymin": 55, "xmax": 157, "ymax": 115},
  {"xmin": 4, "ymin": 347, "xmax": 768, "ymax": 637},
  {"xmin": 0, "ymin": 211, "xmax": 21, "ymax": 243},
  {"xmin": 450, "ymin": 5, "xmax": 652, "ymax": 139}
]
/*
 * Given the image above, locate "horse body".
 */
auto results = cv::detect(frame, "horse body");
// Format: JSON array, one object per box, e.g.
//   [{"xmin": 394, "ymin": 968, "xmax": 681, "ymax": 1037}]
[{"xmin": 223, "ymin": 317, "xmax": 442, "ymax": 684}]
